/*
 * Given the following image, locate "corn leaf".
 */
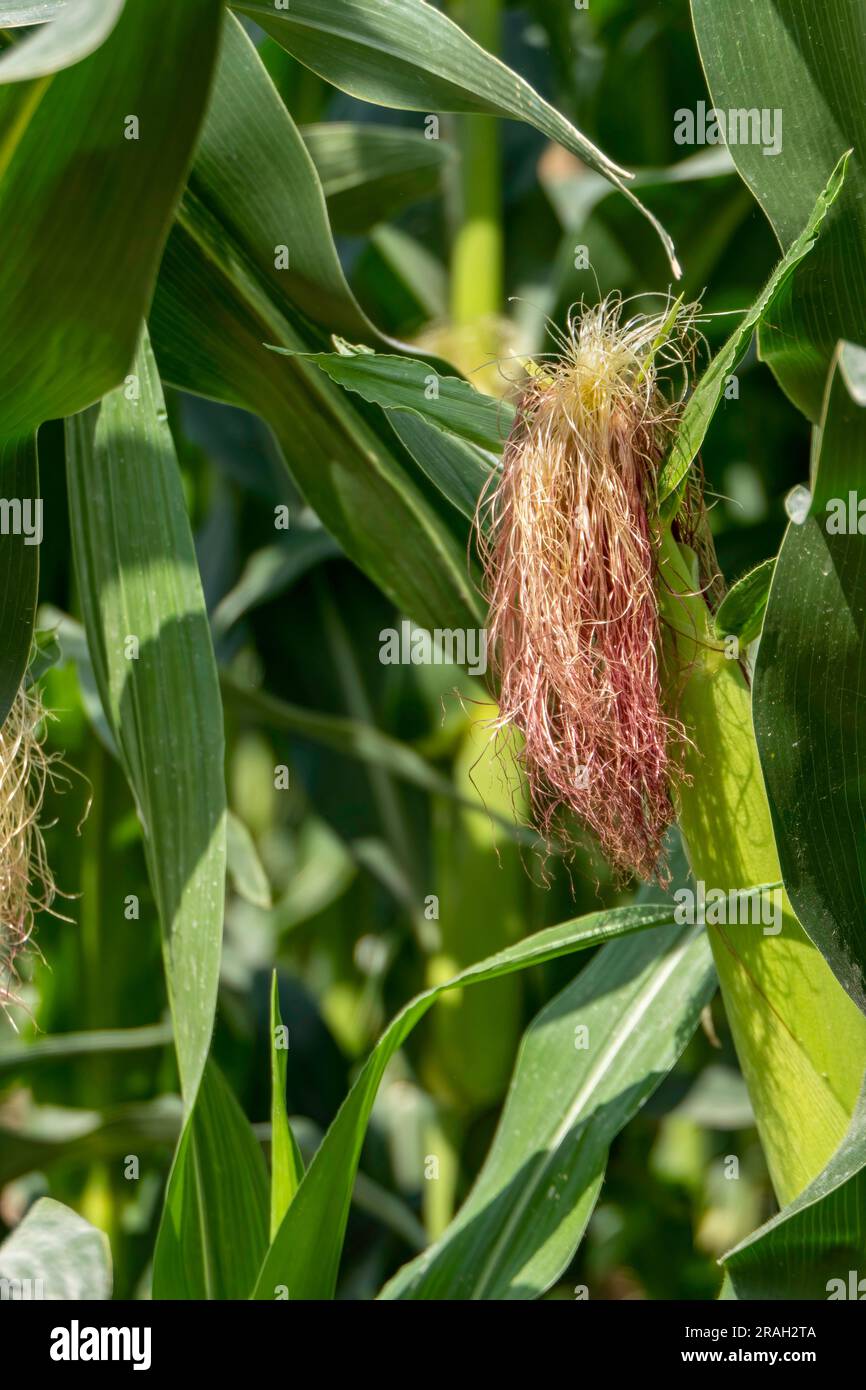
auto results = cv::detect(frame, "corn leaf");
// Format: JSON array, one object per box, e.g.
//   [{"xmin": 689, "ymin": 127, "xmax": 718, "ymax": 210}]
[
  {"xmin": 269, "ymin": 972, "xmax": 305, "ymax": 1240},
  {"xmin": 153, "ymin": 1062, "xmax": 270, "ymax": 1300},
  {"xmin": 301, "ymin": 121, "xmax": 454, "ymax": 234},
  {"xmin": 0, "ymin": 0, "xmax": 223, "ymax": 440},
  {"xmin": 722, "ymin": 1083, "xmax": 866, "ymax": 1298},
  {"xmin": 754, "ymin": 341, "xmax": 866, "ymax": 1011},
  {"xmin": 0, "ymin": 0, "xmax": 123, "ymax": 81},
  {"xmin": 658, "ymin": 155, "xmax": 847, "ymax": 503},
  {"xmin": 0, "ymin": 435, "xmax": 38, "ymax": 724},
  {"xmin": 692, "ymin": 0, "xmax": 866, "ymax": 420},
  {"xmin": 278, "ymin": 348, "xmax": 515, "ymax": 453},
  {"xmin": 66, "ymin": 327, "xmax": 226, "ymax": 1103},
  {"xmin": 232, "ymin": 0, "xmax": 680, "ymax": 276},
  {"xmin": 712, "ymin": 558, "xmax": 775, "ymax": 647},
  {"xmin": 383, "ymin": 923, "xmax": 714, "ymax": 1299},
  {"xmin": 251, "ymin": 904, "xmax": 700, "ymax": 1299},
  {"xmin": 0, "ymin": 1197, "xmax": 111, "ymax": 1300},
  {"xmin": 150, "ymin": 15, "xmax": 480, "ymax": 633}
]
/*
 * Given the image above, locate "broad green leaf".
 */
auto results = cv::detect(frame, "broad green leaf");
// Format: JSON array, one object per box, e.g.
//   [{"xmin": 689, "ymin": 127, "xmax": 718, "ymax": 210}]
[
  {"xmin": 0, "ymin": 1197, "xmax": 111, "ymax": 1299},
  {"xmin": 0, "ymin": 0, "xmax": 122, "ymax": 81},
  {"xmin": 722, "ymin": 1083, "xmax": 866, "ymax": 1299},
  {"xmin": 692, "ymin": 0, "xmax": 866, "ymax": 420},
  {"xmin": 0, "ymin": 435, "xmax": 38, "ymax": 724},
  {"xmin": 301, "ymin": 121, "xmax": 454, "ymax": 234},
  {"xmin": 279, "ymin": 348, "xmax": 515, "ymax": 453},
  {"xmin": 383, "ymin": 923, "xmax": 714, "ymax": 1299},
  {"xmin": 269, "ymin": 972, "xmax": 304, "ymax": 1240},
  {"xmin": 252, "ymin": 904, "xmax": 690, "ymax": 1299},
  {"xmin": 712, "ymin": 558, "xmax": 775, "ymax": 647},
  {"xmin": 150, "ymin": 14, "xmax": 481, "ymax": 634},
  {"xmin": 227, "ymin": 811, "xmax": 272, "ymax": 910},
  {"xmin": 0, "ymin": 0, "xmax": 223, "ymax": 439},
  {"xmin": 66, "ymin": 327, "xmax": 226, "ymax": 1103},
  {"xmin": 233, "ymin": 0, "xmax": 680, "ymax": 276},
  {"xmin": 754, "ymin": 341, "xmax": 866, "ymax": 1012},
  {"xmin": 153, "ymin": 1062, "xmax": 269, "ymax": 1300},
  {"xmin": 658, "ymin": 156, "xmax": 847, "ymax": 503}
]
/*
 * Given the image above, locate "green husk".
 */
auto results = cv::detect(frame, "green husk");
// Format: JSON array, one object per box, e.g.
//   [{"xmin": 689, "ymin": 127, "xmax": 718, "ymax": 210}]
[{"xmin": 658, "ymin": 527, "xmax": 866, "ymax": 1204}]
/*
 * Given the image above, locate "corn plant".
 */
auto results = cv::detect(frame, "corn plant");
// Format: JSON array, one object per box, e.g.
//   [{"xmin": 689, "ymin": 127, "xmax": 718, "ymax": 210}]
[{"xmin": 1, "ymin": 0, "xmax": 865, "ymax": 1306}]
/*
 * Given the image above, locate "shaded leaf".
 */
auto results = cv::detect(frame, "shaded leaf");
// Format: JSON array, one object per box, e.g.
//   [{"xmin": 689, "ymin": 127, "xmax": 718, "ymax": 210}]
[
  {"xmin": 66, "ymin": 327, "xmax": 226, "ymax": 1103},
  {"xmin": 301, "ymin": 121, "xmax": 454, "ymax": 234},
  {"xmin": 234, "ymin": 0, "xmax": 680, "ymax": 274},
  {"xmin": 754, "ymin": 341, "xmax": 866, "ymax": 1010},
  {"xmin": 692, "ymin": 0, "xmax": 866, "ymax": 419},
  {"xmin": 0, "ymin": 0, "xmax": 223, "ymax": 439},
  {"xmin": 659, "ymin": 156, "xmax": 847, "ymax": 503}
]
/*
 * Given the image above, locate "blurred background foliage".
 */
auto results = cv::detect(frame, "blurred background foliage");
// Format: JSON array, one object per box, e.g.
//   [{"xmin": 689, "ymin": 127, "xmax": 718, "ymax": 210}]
[{"xmin": 1, "ymin": 0, "xmax": 809, "ymax": 1299}]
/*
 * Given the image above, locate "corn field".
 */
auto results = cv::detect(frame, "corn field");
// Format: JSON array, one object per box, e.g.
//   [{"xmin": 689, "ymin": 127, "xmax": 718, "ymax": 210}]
[{"xmin": 1, "ymin": 0, "xmax": 866, "ymax": 1332}]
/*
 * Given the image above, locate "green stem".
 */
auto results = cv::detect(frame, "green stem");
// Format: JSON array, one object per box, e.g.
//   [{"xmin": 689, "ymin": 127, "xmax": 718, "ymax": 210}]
[
  {"xmin": 658, "ymin": 528, "xmax": 866, "ymax": 1204},
  {"xmin": 449, "ymin": 0, "xmax": 503, "ymax": 326}
]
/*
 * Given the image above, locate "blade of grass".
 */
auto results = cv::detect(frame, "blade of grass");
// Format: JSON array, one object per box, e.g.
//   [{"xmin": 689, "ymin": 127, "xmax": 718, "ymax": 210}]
[{"xmin": 269, "ymin": 972, "xmax": 304, "ymax": 1240}]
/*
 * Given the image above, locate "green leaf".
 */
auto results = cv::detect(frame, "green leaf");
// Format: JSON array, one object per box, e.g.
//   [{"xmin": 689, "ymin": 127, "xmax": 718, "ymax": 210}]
[
  {"xmin": 153, "ymin": 1062, "xmax": 270, "ymax": 1299},
  {"xmin": 0, "ymin": 1022, "xmax": 172, "ymax": 1080},
  {"xmin": 233, "ymin": 0, "xmax": 680, "ymax": 276},
  {"xmin": 383, "ymin": 923, "xmax": 714, "ymax": 1299},
  {"xmin": 150, "ymin": 14, "xmax": 481, "ymax": 634},
  {"xmin": 0, "ymin": 0, "xmax": 123, "ymax": 82},
  {"xmin": 227, "ymin": 812, "xmax": 272, "ymax": 911},
  {"xmin": 211, "ymin": 527, "xmax": 341, "ymax": 640},
  {"xmin": 269, "ymin": 972, "xmax": 304, "ymax": 1240},
  {"xmin": 754, "ymin": 341, "xmax": 866, "ymax": 1012},
  {"xmin": 387, "ymin": 410, "xmax": 495, "ymax": 525},
  {"xmin": 692, "ymin": 0, "xmax": 866, "ymax": 420},
  {"xmin": 301, "ymin": 121, "xmax": 454, "ymax": 234},
  {"xmin": 0, "ymin": 435, "xmax": 38, "ymax": 724},
  {"xmin": 658, "ymin": 155, "xmax": 847, "ymax": 503},
  {"xmin": 722, "ymin": 1082, "xmax": 866, "ymax": 1299},
  {"xmin": 66, "ymin": 327, "xmax": 226, "ymax": 1104},
  {"xmin": 37, "ymin": 606, "xmax": 117, "ymax": 755},
  {"xmin": 0, "ymin": 0, "xmax": 223, "ymax": 439},
  {"xmin": 712, "ymin": 558, "xmax": 775, "ymax": 647},
  {"xmin": 0, "ymin": 1197, "xmax": 111, "ymax": 1299},
  {"xmin": 280, "ymin": 348, "xmax": 515, "ymax": 453},
  {"xmin": 251, "ymin": 904, "xmax": 692, "ymax": 1299}
]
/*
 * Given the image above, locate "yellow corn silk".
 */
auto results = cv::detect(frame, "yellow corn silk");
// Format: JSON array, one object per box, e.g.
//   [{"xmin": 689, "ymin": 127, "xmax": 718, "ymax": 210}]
[
  {"xmin": 0, "ymin": 680, "xmax": 53, "ymax": 1007},
  {"xmin": 659, "ymin": 530, "xmax": 866, "ymax": 1204}
]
